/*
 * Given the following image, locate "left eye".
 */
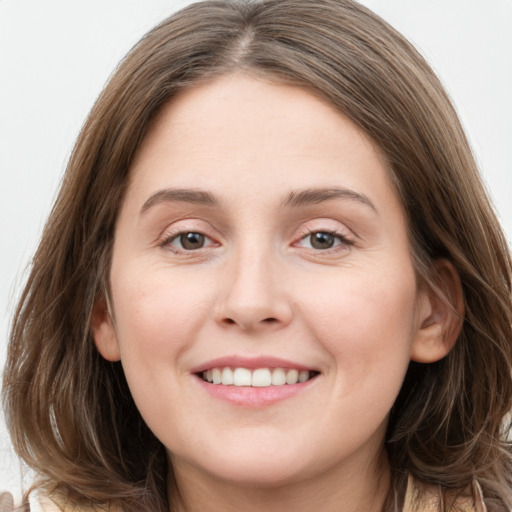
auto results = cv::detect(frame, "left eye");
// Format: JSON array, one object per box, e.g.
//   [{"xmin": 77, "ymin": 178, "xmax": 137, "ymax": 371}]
[
  {"xmin": 298, "ymin": 231, "xmax": 348, "ymax": 250},
  {"xmin": 166, "ymin": 232, "xmax": 212, "ymax": 251}
]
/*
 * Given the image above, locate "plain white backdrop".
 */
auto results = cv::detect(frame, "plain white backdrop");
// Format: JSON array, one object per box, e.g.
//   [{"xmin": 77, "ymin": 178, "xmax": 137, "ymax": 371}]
[{"xmin": 1, "ymin": 0, "xmax": 511, "ymax": 495}]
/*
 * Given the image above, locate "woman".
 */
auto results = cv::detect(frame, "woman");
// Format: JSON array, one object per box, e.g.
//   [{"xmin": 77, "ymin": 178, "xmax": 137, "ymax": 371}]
[{"xmin": 2, "ymin": 0, "xmax": 511, "ymax": 510}]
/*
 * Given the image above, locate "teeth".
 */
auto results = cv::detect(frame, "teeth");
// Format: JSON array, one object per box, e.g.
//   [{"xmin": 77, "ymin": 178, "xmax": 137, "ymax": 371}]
[
  {"xmin": 221, "ymin": 367, "xmax": 234, "ymax": 385},
  {"xmin": 271, "ymin": 368, "xmax": 286, "ymax": 385},
  {"xmin": 286, "ymin": 369, "xmax": 299, "ymax": 385},
  {"xmin": 298, "ymin": 370, "xmax": 310, "ymax": 383},
  {"xmin": 233, "ymin": 368, "xmax": 252, "ymax": 386},
  {"xmin": 201, "ymin": 367, "xmax": 315, "ymax": 387},
  {"xmin": 212, "ymin": 368, "xmax": 222, "ymax": 384},
  {"xmin": 252, "ymin": 368, "xmax": 272, "ymax": 387}
]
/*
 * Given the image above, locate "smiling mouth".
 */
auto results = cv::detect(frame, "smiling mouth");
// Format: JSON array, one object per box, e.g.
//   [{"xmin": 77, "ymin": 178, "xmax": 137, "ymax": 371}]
[{"xmin": 199, "ymin": 367, "xmax": 320, "ymax": 387}]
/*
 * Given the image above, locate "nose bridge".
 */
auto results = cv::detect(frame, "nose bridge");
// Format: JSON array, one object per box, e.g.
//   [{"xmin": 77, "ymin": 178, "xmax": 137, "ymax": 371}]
[{"xmin": 215, "ymin": 236, "xmax": 292, "ymax": 331}]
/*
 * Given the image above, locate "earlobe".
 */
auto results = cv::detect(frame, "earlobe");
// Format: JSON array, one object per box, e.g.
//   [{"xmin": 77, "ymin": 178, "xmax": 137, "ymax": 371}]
[
  {"xmin": 91, "ymin": 295, "xmax": 121, "ymax": 362},
  {"xmin": 410, "ymin": 259, "xmax": 464, "ymax": 364}
]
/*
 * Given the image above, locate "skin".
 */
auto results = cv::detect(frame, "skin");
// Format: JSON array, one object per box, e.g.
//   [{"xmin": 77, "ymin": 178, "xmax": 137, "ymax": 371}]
[{"xmin": 93, "ymin": 73, "xmax": 463, "ymax": 512}]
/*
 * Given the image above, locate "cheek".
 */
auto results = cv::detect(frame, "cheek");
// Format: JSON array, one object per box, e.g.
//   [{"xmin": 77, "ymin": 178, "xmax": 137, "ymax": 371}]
[
  {"xmin": 300, "ymin": 262, "xmax": 418, "ymax": 386},
  {"xmin": 111, "ymin": 261, "xmax": 214, "ymax": 364},
  {"xmin": 108, "ymin": 263, "xmax": 218, "ymax": 427}
]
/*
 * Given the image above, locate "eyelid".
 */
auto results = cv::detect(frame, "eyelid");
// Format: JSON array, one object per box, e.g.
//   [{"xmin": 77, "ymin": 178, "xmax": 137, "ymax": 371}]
[
  {"xmin": 155, "ymin": 218, "xmax": 355, "ymax": 255},
  {"xmin": 296, "ymin": 230, "xmax": 352, "ymax": 247},
  {"xmin": 157, "ymin": 220, "xmax": 220, "ymax": 253},
  {"xmin": 163, "ymin": 231, "xmax": 216, "ymax": 251},
  {"xmin": 292, "ymin": 220, "xmax": 355, "ymax": 254},
  {"xmin": 295, "ymin": 218, "xmax": 353, "ymax": 239}
]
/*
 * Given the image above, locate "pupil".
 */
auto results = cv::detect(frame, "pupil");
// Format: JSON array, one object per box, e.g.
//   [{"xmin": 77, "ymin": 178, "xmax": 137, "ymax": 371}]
[
  {"xmin": 311, "ymin": 232, "xmax": 334, "ymax": 249},
  {"xmin": 180, "ymin": 232, "xmax": 204, "ymax": 250}
]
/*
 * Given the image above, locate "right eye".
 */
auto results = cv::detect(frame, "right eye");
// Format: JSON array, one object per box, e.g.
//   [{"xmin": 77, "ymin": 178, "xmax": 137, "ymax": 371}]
[
  {"xmin": 301, "ymin": 231, "xmax": 339, "ymax": 250},
  {"xmin": 162, "ymin": 231, "xmax": 214, "ymax": 252}
]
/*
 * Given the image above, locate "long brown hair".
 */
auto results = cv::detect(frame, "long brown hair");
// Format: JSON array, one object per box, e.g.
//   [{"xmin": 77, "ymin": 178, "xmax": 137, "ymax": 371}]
[{"xmin": 3, "ymin": 0, "xmax": 512, "ymax": 510}]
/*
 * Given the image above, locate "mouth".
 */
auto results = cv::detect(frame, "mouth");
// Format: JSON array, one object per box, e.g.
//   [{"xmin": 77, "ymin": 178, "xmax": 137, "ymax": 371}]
[{"xmin": 198, "ymin": 367, "xmax": 320, "ymax": 387}]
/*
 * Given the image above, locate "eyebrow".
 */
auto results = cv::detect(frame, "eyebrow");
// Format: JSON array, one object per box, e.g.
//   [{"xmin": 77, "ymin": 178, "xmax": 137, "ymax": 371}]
[
  {"xmin": 282, "ymin": 187, "xmax": 377, "ymax": 213},
  {"xmin": 140, "ymin": 188, "xmax": 220, "ymax": 214},
  {"xmin": 140, "ymin": 186, "xmax": 377, "ymax": 214}
]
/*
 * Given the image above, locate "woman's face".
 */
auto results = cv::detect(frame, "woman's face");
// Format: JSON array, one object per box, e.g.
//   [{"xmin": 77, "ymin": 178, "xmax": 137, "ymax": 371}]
[{"xmin": 95, "ymin": 74, "xmax": 434, "ymax": 489}]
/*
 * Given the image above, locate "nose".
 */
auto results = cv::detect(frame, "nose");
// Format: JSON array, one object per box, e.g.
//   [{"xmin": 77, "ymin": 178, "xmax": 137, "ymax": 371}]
[{"xmin": 214, "ymin": 245, "xmax": 293, "ymax": 332}]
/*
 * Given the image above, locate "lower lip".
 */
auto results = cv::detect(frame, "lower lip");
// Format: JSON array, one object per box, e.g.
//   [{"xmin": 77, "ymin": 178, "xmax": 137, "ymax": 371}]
[{"xmin": 194, "ymin": 375, "xmax": 318, "ymax": 407}]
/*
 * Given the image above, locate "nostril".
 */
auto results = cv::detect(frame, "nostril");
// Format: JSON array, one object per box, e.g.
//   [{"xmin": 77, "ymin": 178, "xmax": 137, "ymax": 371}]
[{"xmin": 222, "ymin": 317, "xmax": 278, "ymax": 327}]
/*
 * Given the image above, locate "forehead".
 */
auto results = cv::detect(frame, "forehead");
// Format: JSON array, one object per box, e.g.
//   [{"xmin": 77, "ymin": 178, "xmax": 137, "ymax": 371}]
[
  {"xmin": 125, "ymin": 73, "xmax": 401, "ymax": 217},
  {"xmin": 141, "ymin": 74, "xmax": 375, "ymax": 151}
]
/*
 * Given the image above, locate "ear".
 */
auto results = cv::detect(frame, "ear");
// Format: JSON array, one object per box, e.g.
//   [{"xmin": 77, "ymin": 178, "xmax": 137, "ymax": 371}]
[
  {"xmin": 91, "ymin": 295, "xmax": 121, "ymax": 362},
  {"xmin": 410, "ymin": 259, "xmax": 464, "ymax": 363}
]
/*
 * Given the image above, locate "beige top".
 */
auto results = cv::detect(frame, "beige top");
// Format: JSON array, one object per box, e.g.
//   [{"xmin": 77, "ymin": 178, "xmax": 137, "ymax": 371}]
[
  {"xmin": 0, "ymin": 477, "xmax": 488, "ymax": 511},
  {"xmin": 403, "ymin": 475, "xmax": 487, "ymax": 512}
]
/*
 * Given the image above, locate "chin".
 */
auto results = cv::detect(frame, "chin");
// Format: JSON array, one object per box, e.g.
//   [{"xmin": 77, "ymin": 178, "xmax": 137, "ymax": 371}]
[{"xmin": 171, "ymin": 441, "xmax": 321, "ymax": 490}]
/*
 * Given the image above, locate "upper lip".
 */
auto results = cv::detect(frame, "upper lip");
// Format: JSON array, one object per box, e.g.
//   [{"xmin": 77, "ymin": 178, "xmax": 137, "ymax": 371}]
[{"xmin": 190, "ymin": 355, "xmax": 319, "ymax": 374}]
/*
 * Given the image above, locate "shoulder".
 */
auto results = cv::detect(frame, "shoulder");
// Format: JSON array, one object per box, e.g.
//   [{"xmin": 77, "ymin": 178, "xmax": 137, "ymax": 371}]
[
  {"xmin": 403, "ymin": 475, "xmax": 487, "ymax": 512},
  {"xmin": 0, "ymin": 492, "xmax": 15, "ymax": 512},
  {"xmin": 0, "ymin": 491, "xmax": 99, "ymax": 512}
]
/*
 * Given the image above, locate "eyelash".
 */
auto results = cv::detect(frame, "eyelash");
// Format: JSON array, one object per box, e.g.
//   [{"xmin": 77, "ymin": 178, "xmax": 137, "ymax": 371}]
[
  {"xmin": 294, "ymin": 229, "xmax": 353, "ymax": 253},
  {"xmin": 159, "ymin": 228, "xmax": 353, "ymax": 254},
  {"xmin": 160, "ymin": 231, "xmax": 216, "ymax": 253}
]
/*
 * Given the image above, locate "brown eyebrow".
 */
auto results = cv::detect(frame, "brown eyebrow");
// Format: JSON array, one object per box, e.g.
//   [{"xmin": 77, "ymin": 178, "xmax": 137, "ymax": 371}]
[
  {"xmin": 282, "ymin": 187, "xmax": 378, "ymax": 213},
  {"xmin": 140, "ymin": 188, "xmax": 220, "ymax": 214},
  {"xmin": 140, "ymin": 186, "xmax": 377, "ymax": 215}
]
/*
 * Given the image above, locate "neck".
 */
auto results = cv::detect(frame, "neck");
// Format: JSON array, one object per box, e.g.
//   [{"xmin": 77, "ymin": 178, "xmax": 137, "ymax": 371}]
[{"xmin": 167, "ymin": 449, "xmax": 391, "ymax": 512}]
